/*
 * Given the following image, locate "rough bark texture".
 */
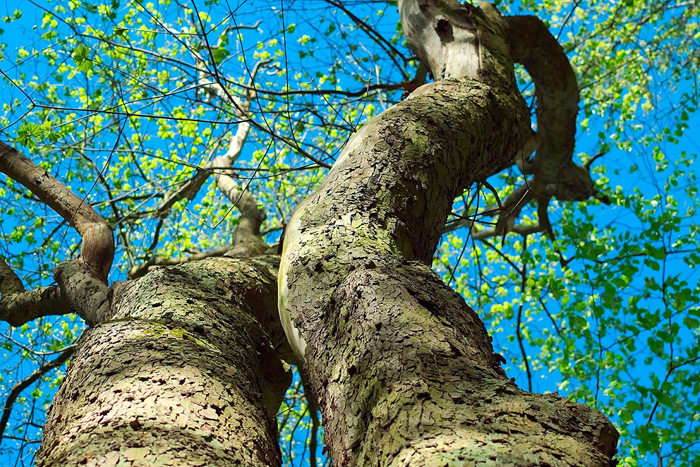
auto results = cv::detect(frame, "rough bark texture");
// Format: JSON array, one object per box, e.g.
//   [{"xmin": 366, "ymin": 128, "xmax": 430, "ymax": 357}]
[
  {"xmin": 37, "ymin": 257, "xmax": 290, "ymax": 466},
  {"xmin": 279, "ymin": 1, "xmax": 618, "ymax": 465}
]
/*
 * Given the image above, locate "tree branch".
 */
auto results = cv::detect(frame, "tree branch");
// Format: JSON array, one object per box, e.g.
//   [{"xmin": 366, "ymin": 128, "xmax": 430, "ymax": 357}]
[
  {"xmin": 0, "ymin": 143, "xmax": 114, "ymax": 326},
  {"xmin": 507, "ymin": 15, "xmax": 600, "ymax": 203},
  {"xmin": 0, "ymin": 142, "xmax": 114, "ymax": 282},
  {"xmin": 0, "ymin": 258, "xmax": 72, "ymax": 326},
  {"xmin": 151, "ymin": 60, "xmax": 263, "ymax": 219},
  {"xmin": 0, "ymin": 344, "xmax": 76, "ymax": 441},
  {"xmin": 506, "ymin": 15, "xmax": 578, "ymax": 182}
]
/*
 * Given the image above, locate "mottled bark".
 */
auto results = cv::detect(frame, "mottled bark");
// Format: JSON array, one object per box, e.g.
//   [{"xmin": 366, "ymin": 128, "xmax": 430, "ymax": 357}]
[
  {"xmin": 279, "ymin": 1, "xmax": 618, "ymax": 465},
  {"xmin": 37, "ymin": 257, "xmax": 290, "ymax": 466}
]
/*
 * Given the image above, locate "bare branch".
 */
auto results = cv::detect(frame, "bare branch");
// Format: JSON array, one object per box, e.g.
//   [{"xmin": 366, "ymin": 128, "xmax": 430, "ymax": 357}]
[
  {"xmin": 234, "ymin": 80, "xmax": 406, "ymax": 98},
  {"xmin": 398, "ymin": 62, "xmax": 429, "ymax": 97},
  {"xmin": 0, "ymin": 143, "xmax": 114, "ymax": 326},
  {"xmin": 516, "ymin": 235, "xmax": 533, "ymax": 392},
  {"xmin": 537, "ymin": 198, "xmax": 556, "ymax": 241},
  {"xmin": 471, "ymin": 221, "xmax": 548, "ymax": 241},
  {"xmin": 152, "ymin": 60, "xmax": 264, "ymax": 219},
  {"xmin": 211, "ymin": 133, "xmax": 268, "ymax": 255},
  {"xmin": 480, "ymin": 179, "xmax": 505, "ymax": 213},
  {"xmin": 444, "ymin": 183, "xmax": 535, "ymax": 237},
  {"xmin": 585, "ymin": 151, "xmax": 606, "ymax": 170},
  {"xmin": 0, "ymin": 344, "xmax": 76, "ymax": 441},
  {"xmin": 143, "ymin": 52, "xmax": 270, "ymax": 264}
]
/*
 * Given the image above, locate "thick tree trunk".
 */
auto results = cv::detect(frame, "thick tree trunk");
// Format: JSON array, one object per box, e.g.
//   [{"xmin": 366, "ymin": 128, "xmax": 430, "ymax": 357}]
[
  {"xmin": 22, "ymin": 2, "xmax": 620, "ymax": 465},
  {"xmin": 37, "ymin": 257, "xmax": 290, "ymax": 466},
  {"xmin": 278, "ymin": 1, "xmax": 619, "ymax": 465}
]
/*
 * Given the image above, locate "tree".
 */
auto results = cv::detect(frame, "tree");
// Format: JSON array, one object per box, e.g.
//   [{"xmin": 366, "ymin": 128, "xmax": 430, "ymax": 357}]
[{"xmin": 1, "ymin": 0, "xmax": 698, "ymax": 465}]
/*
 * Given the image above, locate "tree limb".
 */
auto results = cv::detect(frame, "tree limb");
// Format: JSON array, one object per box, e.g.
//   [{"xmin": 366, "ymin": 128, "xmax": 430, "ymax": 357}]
[
  {"xmin": 0, "ymin": 258, "xmax": 72, "ymax": 326},
  {"xmin": 149, "ymin": 56, "xmax": 275, "ymax": 222},
  {"xmin": 0, "ymin": 142, "xmax": 114, "ymax": 282},
  {"xmin": 506, "ymin": 15, "xmax": 579, "ymax": 183},
  {"xmin": 441, "ymin": 16, "xmax": 611, "ymax": 244},
  {"xmin": 0, "ymin": 143, "xmax": 114, "ymax": 325},
  {"xmin": 0, "ymin": 344, "xmax": 76, "ymax": 441},
  {"xmin": 507, "ymin": 15, "xmax": 600, "ymax": 203}
]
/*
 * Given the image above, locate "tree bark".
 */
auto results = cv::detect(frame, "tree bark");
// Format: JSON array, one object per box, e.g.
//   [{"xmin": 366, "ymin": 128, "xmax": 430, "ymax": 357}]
[
  {"xmin": 278, "ymin": 1, "xmax": 619, "ymax": 465},
  {"xmin": 11, "ymin": 2, "xmax": 621, "ymax": 465},
  {"xmin": 36, "ymin": 257, "xmax": 290, "ymax": 466}
]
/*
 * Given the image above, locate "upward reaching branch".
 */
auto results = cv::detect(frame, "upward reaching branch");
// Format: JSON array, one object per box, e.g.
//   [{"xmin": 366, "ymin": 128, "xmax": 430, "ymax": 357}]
[
  {"xmin": 0, "ymin": 142, "xmax": 114, "ymax": 326},
  {"xmin": 0, "ymin": 142, "xmax": 114, "ymax": 282}
]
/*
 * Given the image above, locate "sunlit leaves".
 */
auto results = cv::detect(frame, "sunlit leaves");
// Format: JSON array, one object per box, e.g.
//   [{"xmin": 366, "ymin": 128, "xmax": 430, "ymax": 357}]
[{"xmin": 72, "ymin": 44, "xmax": 93, "ymax": 73}]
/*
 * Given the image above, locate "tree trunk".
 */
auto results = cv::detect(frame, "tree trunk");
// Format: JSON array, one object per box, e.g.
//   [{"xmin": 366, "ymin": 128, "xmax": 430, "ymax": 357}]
[
  {"xmin": 26, "ymin": 2, "xmax": 620, "ymax": 466},
  {"xmin": 37, "ymin": 257, "xmax": 290, "ymax": 466},
  {"xmin": 278, "ymin": 1, "xmax": 619, "ymax": 465}
]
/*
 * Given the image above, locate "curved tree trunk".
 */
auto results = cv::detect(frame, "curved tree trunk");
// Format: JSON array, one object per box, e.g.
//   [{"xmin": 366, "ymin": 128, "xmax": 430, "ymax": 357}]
[
  {"xmin": 13, "ymin": 2, "xmax": 621, "ymax": 465},
  {"xmin": 279, "ymin": 1, "xmax": 619, "ymax": 465},
  {"xmin": 37, "ymin": 257, "xmax": 290, "ymax": 466}
]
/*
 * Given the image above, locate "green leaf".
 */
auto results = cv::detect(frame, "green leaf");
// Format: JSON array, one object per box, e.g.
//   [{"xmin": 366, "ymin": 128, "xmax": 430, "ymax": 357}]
[{"xmin": 72, "ymin": 44, "xmax": 93, "ymax": 72}]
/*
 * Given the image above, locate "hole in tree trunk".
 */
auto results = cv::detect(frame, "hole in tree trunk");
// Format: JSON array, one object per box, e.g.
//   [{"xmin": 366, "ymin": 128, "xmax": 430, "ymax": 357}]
[{"xmin": 435, "ymin": 19, "xmax": 453, "ymax": 43}]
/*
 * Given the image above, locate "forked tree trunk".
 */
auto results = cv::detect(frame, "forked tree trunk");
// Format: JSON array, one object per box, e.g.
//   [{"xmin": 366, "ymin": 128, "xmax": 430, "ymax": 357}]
[
  {"xmin": 36, "ymin": 257, "xmax": 289, "ymax": 466},
  {"xmin": 32, "ymin": 2, "xmax": 619, "ymax": 466},
  {"xmin": 278, "ymin": 1, "xmax": 619, "ymax": 465}
]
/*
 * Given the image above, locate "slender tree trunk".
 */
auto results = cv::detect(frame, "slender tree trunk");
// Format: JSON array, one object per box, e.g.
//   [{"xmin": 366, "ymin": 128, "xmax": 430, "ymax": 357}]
[
  {"xmin": 37, "ymin": 257, "xmax": 290, "ymax": 466},
  {"xmin": 278, "ymin": 2, "xmax": 619, "ymax": 465}
]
